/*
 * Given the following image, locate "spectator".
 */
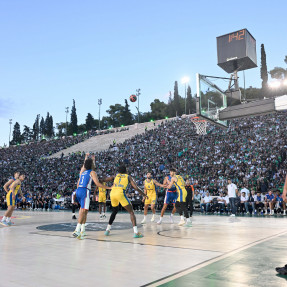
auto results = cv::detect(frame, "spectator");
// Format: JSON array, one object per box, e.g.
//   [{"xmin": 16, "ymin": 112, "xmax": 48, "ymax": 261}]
[
  {"xmin": 200, "ymin": 192, "xmax": 212, "ymax": 213},
  {"xmin": 264, "ymin": 190, "xmax": 275, "ymax": 215}
]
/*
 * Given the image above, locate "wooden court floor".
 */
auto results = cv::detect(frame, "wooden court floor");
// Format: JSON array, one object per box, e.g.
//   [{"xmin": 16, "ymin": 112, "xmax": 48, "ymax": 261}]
[{"xmin": 1, "ymin": 210, "xmax": 287, "ymax": 287}]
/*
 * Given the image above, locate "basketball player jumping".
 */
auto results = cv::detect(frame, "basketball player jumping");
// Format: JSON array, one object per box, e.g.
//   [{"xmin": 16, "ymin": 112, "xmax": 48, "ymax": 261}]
[
  {"xmin": 141, "ymin": 172, "xmax": 165, "ymax": 224},
  {"xmin": 72, "ymin": 154, "xmax": 111, "ymax": 239}
]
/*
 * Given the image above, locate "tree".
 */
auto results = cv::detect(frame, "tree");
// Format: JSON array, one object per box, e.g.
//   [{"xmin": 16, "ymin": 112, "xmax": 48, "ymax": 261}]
[
  {"xmin": 32, "ymin": 114, "xmax": 40, "ymax": 140},
  {"xmin": 69, "ymin": 99, "xmax": 78, "ymax": 135},
  {"xmin": 186, "ymin": 85, "xmax": 194, "ymax": 114},
  {"xmin": 44, "ymin": 113, "xmax": 54, "ymax": 137},
  {"xmin": 85, "ymin": 113, "xmax": 94, "ymax": 131},
  {"xmin": 40, "ymin": 117, "xmax": 45, "ymax": 136},
  {"xmin": 22, "ymin": 125, "xmax": 32, "ymax": 142},
  {"xmin": 269, "ymin": 67, "xmax": 287, "ymax": 80},
  {"xmin": 260, "ymin": 44, "xmax": 268, "ymax": 90},
  {"xmin": 122, "ymin": 99, "xmax": 133, "ymax": 126},
  {"xmin": 150, "ymin": 99, "xmax": 167, "ymax": 120},
  {"xmin": 173, "ymin": 81, "xmax": 182, "ymax": 116},
  {"xmin": 11, "ymin": 122, "xmax": 21, "ymax": 145},
  {"xmin": 106, "ymin": 104, "xmax": 125, "ymax": 127},
  {"xmin": 56, "ymin": 122, "xmax": 66, "ymax": 137},
  {"xmin": 166, "ymin": 91, "xmax": 174, "ymax": 117}
]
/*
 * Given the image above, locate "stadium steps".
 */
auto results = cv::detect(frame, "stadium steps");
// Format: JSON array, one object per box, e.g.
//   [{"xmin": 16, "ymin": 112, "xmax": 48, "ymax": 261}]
[{"xmin": 49, "ymin": 119, "xmax": 168, "ymax": 158}]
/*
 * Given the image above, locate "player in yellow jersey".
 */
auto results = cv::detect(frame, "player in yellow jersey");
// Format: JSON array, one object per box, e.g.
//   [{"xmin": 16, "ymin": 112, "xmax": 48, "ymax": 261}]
[
  {"xmin": 166, "ymin": 168, "xmax": 192, "ymax": 227},
  {"xmin": 96, "ymin": 180, "xmax": 107, "ymax": 219},
  {"xmin": 141, "ymin": 172, "xmax": 165, "ymax": 224},
  {"xmin": 104, "ymin": 165, "xmax": 148, "ymax": 238},
  {"xmin": 1, "ymin": 172, "xmax": 25, "ymax": 227}
]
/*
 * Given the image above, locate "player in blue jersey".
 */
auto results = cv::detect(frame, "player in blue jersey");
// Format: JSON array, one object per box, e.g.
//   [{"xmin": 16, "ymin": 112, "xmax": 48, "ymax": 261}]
[
  {"xmin": 157, "ymin": 174, "xmax": 178, "ymax": 224},
  {"xmin": 72, "ymin": 154, "xmax": 112, "ymax": 239}
]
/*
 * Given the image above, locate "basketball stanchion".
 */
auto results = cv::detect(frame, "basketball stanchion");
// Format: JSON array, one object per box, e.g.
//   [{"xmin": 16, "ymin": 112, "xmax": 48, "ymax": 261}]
[{"xmin": 191, "ymin": 116, "xmax": 207, "ymax": 135}]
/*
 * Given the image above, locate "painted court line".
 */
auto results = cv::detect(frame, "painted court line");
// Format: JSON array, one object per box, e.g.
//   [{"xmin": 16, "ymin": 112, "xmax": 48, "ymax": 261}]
[{"xmin": 142, "ymin": 229, "xmax": 287, "ymax": 287}]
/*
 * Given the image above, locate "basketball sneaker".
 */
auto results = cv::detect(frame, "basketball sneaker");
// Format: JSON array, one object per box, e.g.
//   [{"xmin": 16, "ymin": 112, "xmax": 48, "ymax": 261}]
[
  {"xmin": 184, "ymin": 222, "xmax": 192, "ymax": 227},
  {"xmin": 72, "ymin": 215, "xmax": 77, "ymax": 220},
  {"xmin": 141, "ymin": 218, "xmax": 146, "ymax": 224},
  {"xmin": 276, "ymin": 265, "xmax": 287, "ymax": 275},
  {"xmin": 72, "ymin": 231, "xmax": 80, "ymax": 238},
  {"xmin": 178, "ymin": 219, "xmax": 185, "ymax": 226},
  {"xmin": 0, "ymin": 221, "xmax": 8, "ymax": 227},
  {"xmin": 170, "ymin": 215, "xmax": 174, "ymax": 223},
  {"xmin": 102, "ymin": 214, "xmax": 106, "ymax": 218},
  {"xmin": 77, "ymin": 232, "xmax": 85, "ymax": 240},
  {"xmin": 133, "ymin": 232, "xmax": 144, "ymax": 238},
  {"xmin": 151, "ymin": 215, "xmax": 155, "ymax": 222},
  {"xmin": 100, "ymin": 215, "xmax": 103, "ymax": 219},
  {"xmin": 104, "ymin": 230, "xmax": 110, "ymax": 236},
  {"xmin": 157, "ymin": 219, "xmax": 162, "ymax": 225},
  {"xmin": 7, "ymin": 221, "xmax": 14, "ymax": 226}
]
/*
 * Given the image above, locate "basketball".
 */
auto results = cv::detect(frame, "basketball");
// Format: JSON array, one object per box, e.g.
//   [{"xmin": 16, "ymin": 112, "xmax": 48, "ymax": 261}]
[{"xmin": 129, "ymin": 94, "xmax": 137, "ymax": 102}]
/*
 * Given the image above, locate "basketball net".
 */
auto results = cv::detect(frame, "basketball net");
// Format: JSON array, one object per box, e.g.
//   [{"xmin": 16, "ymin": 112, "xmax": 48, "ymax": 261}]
[{"xmin": 191, "ymin": 117, "xmax": 207, "ymax": 135}]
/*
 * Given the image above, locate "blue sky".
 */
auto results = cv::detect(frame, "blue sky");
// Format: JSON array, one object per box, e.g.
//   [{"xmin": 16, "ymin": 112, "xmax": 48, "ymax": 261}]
[{"xmin": 0, "ymin": 0, "xmax": 286, "ymax": 146}]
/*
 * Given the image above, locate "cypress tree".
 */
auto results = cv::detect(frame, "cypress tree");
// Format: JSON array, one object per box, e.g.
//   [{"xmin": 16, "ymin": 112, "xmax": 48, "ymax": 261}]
[
  {"xmin": 69, "ymin": 99, "xmax": 78, "ymax": 135},
  {"xmin": 260, "ymin": 44, "xmax": 268, "ymax": 91},
  {"xmin": 173, "ymin": 81, "xmax": 182, "ymax": 116},
  {"xmin": 186, "ymin": 85, "xmax": 193, "ymax": 114},
  {"xmin": 11, "ymin": 122, "xmax": 21, "ymax": 145},
  {"xmin": 122, "ymin": 99, "xmax": 133, "ymax": 126},
  {"xmin": 85, "ymin": 113, "xmax": 94, "ymax": 131}
]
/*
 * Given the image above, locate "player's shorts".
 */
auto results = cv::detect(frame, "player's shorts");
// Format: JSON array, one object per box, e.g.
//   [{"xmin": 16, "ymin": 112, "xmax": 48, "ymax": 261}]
[
  {"xmin": 164, "ymin": 191, "xmax": 178, "ymax": 204},
  {"xmin": 6, "ymin": 191, "xmax": 16, "ymax": 206},
  {"xmin": 76, "ymin": 188, "xmax": 90, "ymax": 210},
  {"xmin": 177, "ymin": 189, "xmax": 187, "ymax": 203},
  {"xmin": 110, "ymin": 189, "xmax": 131, "ymax": 207},
  {"xmin": 145, "ymin": 191, "xmax": 156, "ymax": 205},
  {"xmin": 98, "ymin": 192, "xmax": 106, "ymax": 203}
]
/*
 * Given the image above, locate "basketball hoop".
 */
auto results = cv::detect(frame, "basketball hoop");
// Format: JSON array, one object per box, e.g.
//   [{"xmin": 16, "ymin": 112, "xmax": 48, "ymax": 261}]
[{"xmin": 191, "ymin": 116, "xmax": 207, "ymax": 135}]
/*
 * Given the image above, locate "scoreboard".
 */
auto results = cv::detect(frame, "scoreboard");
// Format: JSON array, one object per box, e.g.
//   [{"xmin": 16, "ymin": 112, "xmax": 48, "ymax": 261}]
[{"xmin": 217, "ymin": 29, "xmax": 257, "ymax": 73}]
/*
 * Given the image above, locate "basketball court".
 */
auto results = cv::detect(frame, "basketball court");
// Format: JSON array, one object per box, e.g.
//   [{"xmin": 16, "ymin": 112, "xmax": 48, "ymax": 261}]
[{"xmin": 1, "ymin": 211, "xmax": 287, "ymax": 287}]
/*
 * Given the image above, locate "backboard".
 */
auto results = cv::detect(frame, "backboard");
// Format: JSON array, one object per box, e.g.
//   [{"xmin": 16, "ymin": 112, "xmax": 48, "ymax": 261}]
[{"xmin": 196, "ymin": 73, "xmax": 228, "ymax": 128}]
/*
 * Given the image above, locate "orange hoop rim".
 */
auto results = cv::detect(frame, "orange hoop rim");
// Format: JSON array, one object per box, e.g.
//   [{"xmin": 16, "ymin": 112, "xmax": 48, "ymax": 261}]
[{"xmin": 191, "ymin": 116, "xmax": 206, "ymax": 122}]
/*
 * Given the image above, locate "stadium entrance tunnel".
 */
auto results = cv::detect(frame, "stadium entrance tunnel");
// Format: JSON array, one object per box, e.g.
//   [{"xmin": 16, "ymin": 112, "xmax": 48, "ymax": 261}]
[{"xmin": 37, "ymin": 222, "xmax": 134, "ymax": 232}]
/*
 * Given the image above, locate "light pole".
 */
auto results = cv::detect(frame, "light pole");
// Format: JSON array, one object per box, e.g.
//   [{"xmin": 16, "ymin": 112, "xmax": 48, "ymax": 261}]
[
  {"xmin": 98, "ymin": 99, "xmax": 102, "ymax": 130},
  {"xmin": 136, "ymin": 89, "xmax": 141, "ymax": 123},
  {"xmin": 65, "ymin": 107, "xmax": 69, "ymax": 136},
  {"xmin": 181, "ymin": 76, "xmax": 190, "ymax": 115},
  {"xmin": 9, "ymin": 119, "xmax": 12, "ymax": 146}
]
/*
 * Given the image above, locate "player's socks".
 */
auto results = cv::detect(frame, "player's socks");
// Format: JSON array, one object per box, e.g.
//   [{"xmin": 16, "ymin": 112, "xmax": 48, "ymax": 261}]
[
  {"xmin": 133, "ymin": 226, "xmax": 139, "ymax": 234},
  {"xmin": 6, "ymin": 217, "xmax": 11, "ymax": 223},
  {"xmin": 151, "ymin": 214, "xmax": 155, "ymax": 222},
  {"xmin": 1, "ymin": 216, "xmax": 7, "ymax": 222},
  {"xmin": 170, "ymin": 214, "xmax": 174, "ymax": 223},
  {"xmin": 141, "ymin": 216, "xmax": 147, "ymax": 224},
  {"xmin": 75, "ymin": 223, "xmax": 81, "ymax": 232},
  {"xmin": 81, "ymin": 224, "xmax": 85, "ymax": 233}
]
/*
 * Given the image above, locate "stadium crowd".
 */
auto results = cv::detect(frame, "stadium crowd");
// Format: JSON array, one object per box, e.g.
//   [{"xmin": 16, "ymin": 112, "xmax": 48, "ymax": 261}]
[{"xmin": 0, "ymin": 112, "xmax": 286, "ymax": 216}]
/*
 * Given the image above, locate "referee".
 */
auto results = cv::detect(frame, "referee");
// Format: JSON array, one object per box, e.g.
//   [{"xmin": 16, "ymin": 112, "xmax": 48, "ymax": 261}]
[{"xmin": 185, "ymin": 179, "xmax": 194, "ymax": 217}]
